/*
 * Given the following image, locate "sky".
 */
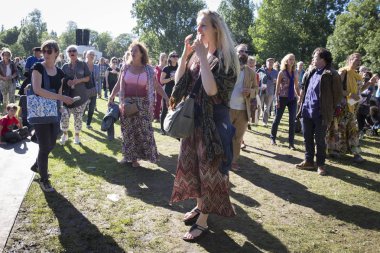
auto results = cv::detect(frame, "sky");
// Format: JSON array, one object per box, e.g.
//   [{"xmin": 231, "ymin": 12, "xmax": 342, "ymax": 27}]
[{"xmin": 1, "ymin": 0, "xmax": 229, "ymax": 38}]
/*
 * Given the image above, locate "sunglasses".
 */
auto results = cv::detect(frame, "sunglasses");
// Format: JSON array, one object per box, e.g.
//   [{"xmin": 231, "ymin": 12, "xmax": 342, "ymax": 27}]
[
  {"xmin": 170, "ymin": 55, "xmax": 179, "ymax": 58},
  {"xmin": 68, "ymin": 49, "xmax": 77, "ymax": 53},
  {"xmin": 238, "ymin": 50, "xmax": 248, "ymax": 54},
  {"xmin": 43, "ymin": 49, "xmax": 53, "ymax": 54},
  {"xmin": 112, "ymin": 61, "xmax": 117, "ymax": 63}
]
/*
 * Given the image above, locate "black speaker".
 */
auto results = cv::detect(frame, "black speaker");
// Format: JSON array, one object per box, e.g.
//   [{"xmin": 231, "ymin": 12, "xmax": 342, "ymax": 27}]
[
  {"xmin": 83, "ymin": 29, "xmax": 90, "ymax": 46},
  {"xmin": 76, "ymin": 29, "xmax": 83, "ymax": 45}
]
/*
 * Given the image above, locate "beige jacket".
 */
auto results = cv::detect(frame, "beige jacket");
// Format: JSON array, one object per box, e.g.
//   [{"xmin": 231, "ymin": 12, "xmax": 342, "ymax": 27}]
[{"xmin": 242, "ymin": 65, "xmax": 259, "ymax": 120}]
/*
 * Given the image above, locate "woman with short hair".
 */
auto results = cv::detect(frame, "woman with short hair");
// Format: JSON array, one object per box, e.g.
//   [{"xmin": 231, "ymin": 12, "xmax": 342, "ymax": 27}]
[
  {"xmin": 60, "ymin": 45, "xmax": 91, "ymax": 144},
  {"xmin": 0, "ymin": 48, "xmax": 18, "ymax": 112}
]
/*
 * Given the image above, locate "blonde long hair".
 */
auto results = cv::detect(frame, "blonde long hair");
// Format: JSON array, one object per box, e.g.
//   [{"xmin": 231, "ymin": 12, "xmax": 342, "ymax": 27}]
[
  {"xmin": 198, "ymin": 9, "xmax": 239, "ymax": 75},
  {"xmin": 280, "ymin": 53, "xmax": 296, "ymax": 72}
]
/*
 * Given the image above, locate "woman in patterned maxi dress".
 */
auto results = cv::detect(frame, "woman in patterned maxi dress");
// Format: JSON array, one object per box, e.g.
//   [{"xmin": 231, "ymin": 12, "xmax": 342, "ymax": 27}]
[
  {"xmin": 108, "ymin": 42, "xmax": 169, "ymax": 167},
  {"xmin": 170, "ymin": 9, "xmax": 240, "ymax": 241}
]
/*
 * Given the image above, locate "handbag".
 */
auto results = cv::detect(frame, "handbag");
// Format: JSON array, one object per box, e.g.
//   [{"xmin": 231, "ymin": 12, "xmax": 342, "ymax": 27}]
[
  {"xmin": 27, "ymin": 65, "xmax": 59, "ymax": 124},
  {"xmin": 64, "ymin": 62, "xmax": 90, "ymax": 108},
  {"xmin": 122, "ymin": 70, "xmax": 140, "ymax": 118},
  {"xmin": 124, "ymin": 98, "xmax": 139, "ymax": 117},
  {"xmin": 85, "ymin": 71, "xmax": 97, "ymax": 98},
  {"xmin": 163, "ymin": 74, "xmax": 202, "ymax": 138}
]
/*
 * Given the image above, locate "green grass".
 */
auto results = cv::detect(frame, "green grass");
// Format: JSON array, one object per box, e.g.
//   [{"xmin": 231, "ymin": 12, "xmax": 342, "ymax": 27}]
[{"xmin": 4, "ymin": 98, "xmax": 380, "ymax": 253}]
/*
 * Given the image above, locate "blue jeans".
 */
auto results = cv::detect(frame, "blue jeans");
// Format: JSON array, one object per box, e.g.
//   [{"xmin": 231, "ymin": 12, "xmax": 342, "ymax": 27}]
[
  {"xmin": 302, "ymin": 116, "xmax": 327, "ymax": 166},
  {"xmin": 270, "ymin": 97, "xmax": 297, "ymax": 145},
  {"xmin": 86, "ymin": 96, "xmax": 97, "ymax": 126}
]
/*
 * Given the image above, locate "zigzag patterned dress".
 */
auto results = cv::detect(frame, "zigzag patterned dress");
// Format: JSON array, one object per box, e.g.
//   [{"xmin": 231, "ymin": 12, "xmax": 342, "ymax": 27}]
[{"xmin": 170, "ymin": 55, "xmax": 236, "ymax": 217}]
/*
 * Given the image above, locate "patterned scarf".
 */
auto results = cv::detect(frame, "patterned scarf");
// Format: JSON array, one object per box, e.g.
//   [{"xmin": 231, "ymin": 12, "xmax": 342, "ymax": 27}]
[{"xmin": 171, "ymin": 52, "xmax": 236, "ymax": 162}]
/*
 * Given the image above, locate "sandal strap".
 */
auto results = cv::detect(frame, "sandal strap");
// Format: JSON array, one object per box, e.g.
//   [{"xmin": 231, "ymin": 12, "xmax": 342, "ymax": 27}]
[{"xmin": 190, "ymin": 223, "xmax": 208, "ymax": 232}]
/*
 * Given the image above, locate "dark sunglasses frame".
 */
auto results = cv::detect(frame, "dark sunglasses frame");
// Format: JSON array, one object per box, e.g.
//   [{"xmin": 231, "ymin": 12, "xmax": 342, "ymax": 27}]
[
  {"xmin": 68, "ymin": 49, "xmax": 77, "ymax": 53},
  {"xmin": 170, "ymin": 55, "xmax": 179, "ymax": 58},
  {"xmin": 43, "ymin": 49, "xmax": 53, "ymax": 54}
]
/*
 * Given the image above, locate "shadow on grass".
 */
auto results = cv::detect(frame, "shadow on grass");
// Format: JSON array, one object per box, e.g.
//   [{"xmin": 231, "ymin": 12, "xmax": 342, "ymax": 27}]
[
  {"xmin": 236, "ymin": 156, "xmax": 380, "ymax": 230},
  {"xmin": 53, "ymin": 144, "xmax": 289, "ymax": 252},
  {"xmin": 248, "ymin": 146, "xmax": 303, "ymax": 165},
  {"xmin": 328, "ymin": 155, "xmax": 380, "ymax": 174},
  {"xmin": 43, "ymin": 190, "xmax": 124, "ymax": 252}
]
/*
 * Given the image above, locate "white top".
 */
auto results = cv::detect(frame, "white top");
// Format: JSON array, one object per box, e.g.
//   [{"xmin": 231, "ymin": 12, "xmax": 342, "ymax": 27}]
[
  {"xmin": 6, "ymin": 64, "xmax": 12, "ymax": 77},
  {"xmin": 229, "ymin": 70, "xmax": 246, "ymax": 110}
]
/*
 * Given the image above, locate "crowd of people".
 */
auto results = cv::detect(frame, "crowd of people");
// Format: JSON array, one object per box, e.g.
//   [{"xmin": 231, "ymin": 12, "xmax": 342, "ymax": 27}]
[{"xmin": 1, "ymin": 8, "xmax": 380, "ymax": 242}]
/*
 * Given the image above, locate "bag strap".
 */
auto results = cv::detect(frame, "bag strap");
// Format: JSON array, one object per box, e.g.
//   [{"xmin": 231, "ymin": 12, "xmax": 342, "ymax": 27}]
[
  {"xmin": 42, "ymin": 64, "xmax": 52, "ymax": 91},
  {"xmin": 189, "ymin": 75, "xmax": 202, "ymax": 98}
]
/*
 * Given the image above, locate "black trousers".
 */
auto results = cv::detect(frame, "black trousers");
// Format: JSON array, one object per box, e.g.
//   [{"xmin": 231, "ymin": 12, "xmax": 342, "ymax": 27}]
[{"xmin": 34, "ymin": 122, "xmax": 60, "ymax": 182}]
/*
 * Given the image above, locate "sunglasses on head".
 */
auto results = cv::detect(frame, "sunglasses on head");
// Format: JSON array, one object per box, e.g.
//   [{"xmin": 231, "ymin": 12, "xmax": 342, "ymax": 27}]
[
  {"xmin": 68, "ymin": 49, "xmax": 77, "ymax": 53},
  {"xmin": 43, "ymin": 49, "xmax": 53, "ymax": 54}
]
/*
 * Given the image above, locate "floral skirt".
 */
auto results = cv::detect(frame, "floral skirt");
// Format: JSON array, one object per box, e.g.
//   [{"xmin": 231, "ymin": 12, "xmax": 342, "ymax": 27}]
[
  {"xmin": 326, "ymin": 108, "xmax": 361, "ymax": 155},
  {"xmin": 170, "ymin": 128, "xmax": 236, "ymax": 217},
  {"xmin": 120, "ymin": 96, "xmax": 158, "ymax": 163}
]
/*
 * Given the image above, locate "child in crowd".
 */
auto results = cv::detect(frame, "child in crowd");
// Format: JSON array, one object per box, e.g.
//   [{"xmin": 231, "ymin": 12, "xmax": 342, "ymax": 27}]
[{"xmin": 0, "ymin": 103, "xmax": 28, "ymax": 144}]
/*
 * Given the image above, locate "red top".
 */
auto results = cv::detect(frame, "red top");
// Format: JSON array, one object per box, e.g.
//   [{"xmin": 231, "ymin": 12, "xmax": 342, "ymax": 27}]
[
  {"xmin": 0, "ymin": 115, "xmax": 19, "ymax": 136},
  {"xmin": 155, "ymin": 65, "xmax": 163, "ymax": 86}
]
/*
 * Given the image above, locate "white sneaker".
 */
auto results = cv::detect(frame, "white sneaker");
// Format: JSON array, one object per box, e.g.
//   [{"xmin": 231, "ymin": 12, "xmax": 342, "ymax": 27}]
[
  {"xmin": 74, "ymin": 135, "xmax": 80, "ymax": 144},
  {"xmin": 60, "ymin": 134, "xmax": 68, "ymax": 145}
]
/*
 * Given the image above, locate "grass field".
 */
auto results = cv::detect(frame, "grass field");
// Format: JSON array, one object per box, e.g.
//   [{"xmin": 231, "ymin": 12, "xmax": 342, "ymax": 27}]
[{"xmin": 3, "ymin": 98, "xmax": 380, "ymax": 253}]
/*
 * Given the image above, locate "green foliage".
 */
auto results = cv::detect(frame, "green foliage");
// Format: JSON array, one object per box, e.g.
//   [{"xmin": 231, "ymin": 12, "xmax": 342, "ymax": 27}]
[
  {"xmin": 9, "ymin": 43, "xmax": 26, "ymax": 57},
  {"xmin": 17, "ymin": 24, "xmax": 40, "ymax": 54},
  {"xmin": 252, "ymin": 0, "xmax": 349, "ymax": 64},
  {"xmin": 95, "ymin": 32, "xmax": 113, "ymax": 56},
  {"xmin": 0, "ymin": 26, "xmax": 20, "ymax": 45},
  {"xmin": 27, "ymin": 9, "xmax": 47, "ymax": 39},
  {"xmin": 327, "ymin": 0, "xmax": 380, "ymax": 71},
  {"xmin": 105, "ymin": 33, "xmax": 133, "ymax": 58},
  {"xmin": 58, "ymin": 21, "xmax": 78, "ymax": 51},
  {"xmin": 218, "ymin": 0, "xmax": 255, "ymax": 52},
  {"xmin": 132, "ymin": 0, "xmax": 206, "ymax": 61}
]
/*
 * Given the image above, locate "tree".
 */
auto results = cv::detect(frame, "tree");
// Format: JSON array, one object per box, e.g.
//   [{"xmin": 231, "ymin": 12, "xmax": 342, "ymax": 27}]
[
  {"xmin": 105, "ymin": 33, "xmax": 133, "ymax": 58},
  {"xmin": 251, "ymin": 0, "xmax": 350, "ymax": 64},
  {"xmin": 58, "ymin": 21, "xmax": 78, "ymax": 51},
  {"xmin": 17, "ymin": 24, "xmax": 39, "ymax": 54},
  {"xmin": 17, "ymin": 9, "xmax": 48, "ymax": 54},
  {"xmin": 89, "ymin": 30, "xmax": 99, "ymax": 46},
  {"xmin": 327, "ymin": 0, "xmax": 380, "ymax": 71},
  {"xmin": 0, "ymin": 26, "xmax": 20, "ymax": 45},
  {"xmin": 132, "ymin": 0, "xmax": 206, "ymax": 61},
  {"xmin": 95, "ymin": 32, "xmax": 113, "ymax": 55},
  {"xmin": 9, "ymin": 43, "xmax": 26, "ymax": 58},
  {"xmin": 218, "ymin": 0, "xmax": 255, "ymax": 52},
  {"xmin": 27, "ymin": 9, "xmax": 47, "ymax": 40}
]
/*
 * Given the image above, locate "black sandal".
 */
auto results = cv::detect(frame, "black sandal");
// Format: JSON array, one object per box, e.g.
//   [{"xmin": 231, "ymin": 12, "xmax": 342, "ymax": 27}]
[
  {"xmin": 183, "ymin": 208, "xmax": 201, "ymax": 226},
  {"xmin": 182, "ymin": 224, "xmax": 209, "ymax": 242}
]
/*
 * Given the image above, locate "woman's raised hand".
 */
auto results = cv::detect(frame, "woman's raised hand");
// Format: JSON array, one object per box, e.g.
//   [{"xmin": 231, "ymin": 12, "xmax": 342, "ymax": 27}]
[
  {"xmin": 191, "ymin": 35, "xmax": 208, "ymax": 61},
  {"xmin": 183, "ymin": 34, "xmax": 194, "ymax": 58}
]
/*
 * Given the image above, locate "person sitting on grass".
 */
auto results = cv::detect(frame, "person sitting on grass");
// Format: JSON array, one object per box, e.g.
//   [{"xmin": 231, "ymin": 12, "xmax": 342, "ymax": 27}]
[{"xmin": 0, "ymin": 103, "xmax": 28, "ymax": 144}]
